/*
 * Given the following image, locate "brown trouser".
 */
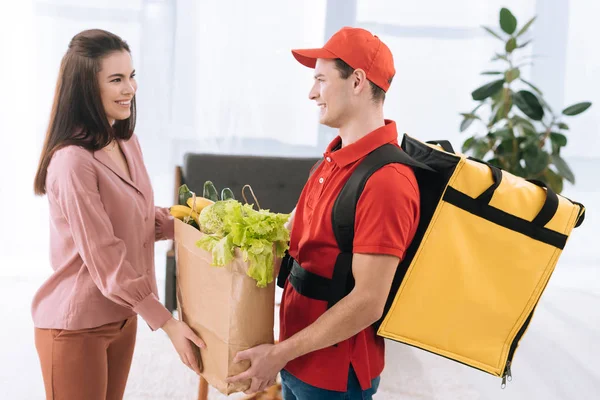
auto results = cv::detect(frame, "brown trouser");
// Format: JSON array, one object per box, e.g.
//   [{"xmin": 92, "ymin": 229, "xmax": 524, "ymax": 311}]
[{"xmin": 34, "ymin": 316, "xmax": 137, "ymax": 400}]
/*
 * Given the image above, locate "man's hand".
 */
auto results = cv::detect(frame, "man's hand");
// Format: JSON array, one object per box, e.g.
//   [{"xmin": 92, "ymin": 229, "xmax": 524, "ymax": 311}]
[
  {"xmin": 162, "ymin": 317, "xmax": 206, "ymax": 375},
  {"xmin": 225, "ymin": 343, "xmax": 288, "ymax": 394}
]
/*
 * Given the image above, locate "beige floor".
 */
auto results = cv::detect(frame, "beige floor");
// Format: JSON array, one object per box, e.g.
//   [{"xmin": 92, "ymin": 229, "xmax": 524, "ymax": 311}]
[{"xmin": 2, "ymin": 263, "xmax": 599, "ymax": 400}]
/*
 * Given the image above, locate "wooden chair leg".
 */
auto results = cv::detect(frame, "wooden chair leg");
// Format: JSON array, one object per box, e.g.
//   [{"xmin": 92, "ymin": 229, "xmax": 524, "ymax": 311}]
[{"xmin": 197, "ymin": 376, "xmax": 209, "ymax": 400}]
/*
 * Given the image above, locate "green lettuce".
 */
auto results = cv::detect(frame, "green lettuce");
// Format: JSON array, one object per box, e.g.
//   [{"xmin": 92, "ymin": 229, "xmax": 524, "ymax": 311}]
[{"xmin": 196, "ymin": 199, "xmax": 290, "ymax": 287}]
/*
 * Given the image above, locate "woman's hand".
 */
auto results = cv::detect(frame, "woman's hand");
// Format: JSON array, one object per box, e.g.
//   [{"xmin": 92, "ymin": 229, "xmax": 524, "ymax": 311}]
[{"xmin": 162, "ymin": 317, "xmax": 206, "ymax": 375}]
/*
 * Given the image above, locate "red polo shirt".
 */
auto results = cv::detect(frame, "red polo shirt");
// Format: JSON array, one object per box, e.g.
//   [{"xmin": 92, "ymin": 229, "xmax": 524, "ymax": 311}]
[{"xmin": 279, "ymin": 120, "xmax": 420, "ymax": 392}]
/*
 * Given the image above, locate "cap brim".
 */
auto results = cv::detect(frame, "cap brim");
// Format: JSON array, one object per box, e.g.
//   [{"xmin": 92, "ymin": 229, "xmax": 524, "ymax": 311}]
[{"xmin": 291, "ymin": 48, "xmax": 337, "ymax": 68}]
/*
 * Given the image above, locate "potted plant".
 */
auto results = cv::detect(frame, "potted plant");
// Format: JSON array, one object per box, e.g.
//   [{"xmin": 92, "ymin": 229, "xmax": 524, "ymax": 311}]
[{"xmin": 459, "ymin": 7, "xmax": 592, "ymax": 193}]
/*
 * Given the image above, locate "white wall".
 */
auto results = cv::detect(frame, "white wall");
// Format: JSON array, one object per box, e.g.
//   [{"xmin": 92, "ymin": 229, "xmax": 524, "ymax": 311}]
[{"xmin": 1, "ymin": 0, "xmax": 597, "ymax": 280}]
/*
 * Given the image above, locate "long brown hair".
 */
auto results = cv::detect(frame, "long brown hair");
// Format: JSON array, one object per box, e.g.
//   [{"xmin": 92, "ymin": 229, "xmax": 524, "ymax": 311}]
[{"xmin": 34, "ymin": 29, "xmax": 137, "ymax": 195}]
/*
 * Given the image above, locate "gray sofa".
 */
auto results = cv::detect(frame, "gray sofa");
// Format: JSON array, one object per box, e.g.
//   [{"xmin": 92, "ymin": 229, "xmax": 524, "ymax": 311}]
[{"xmin": 164, "ymin": 153, "xmax": 321, "ymax": 312}]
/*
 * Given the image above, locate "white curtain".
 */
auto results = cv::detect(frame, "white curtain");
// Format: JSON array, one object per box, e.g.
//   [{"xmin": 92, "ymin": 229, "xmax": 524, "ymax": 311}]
[
  {"xmin": 0, "ymin": 0, "xmax": 44, "ymax": 278},
  {"xmin": 169, "ymin": 0, "xmax": 326, "ymax": 157}
]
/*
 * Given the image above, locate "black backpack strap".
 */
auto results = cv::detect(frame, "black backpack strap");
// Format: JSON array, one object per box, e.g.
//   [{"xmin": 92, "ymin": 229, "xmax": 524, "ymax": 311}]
[
  {"xmin": 276, "ymin": 157, "xmax": 325, "ymax": 289},
  {"xmin": 276, "ymin": 251, "xmax": 293, "ymax": 289},
  {"xmin": 332, "ymin": 144, "xmax": 435, "ymax": 252},
  {"xmin": 277, "ymin": 144, "xmax": 435, "ymax": 309},
  {"xmin": 328, "ymin": 144, "xmax": 435, "ymax": 308}
]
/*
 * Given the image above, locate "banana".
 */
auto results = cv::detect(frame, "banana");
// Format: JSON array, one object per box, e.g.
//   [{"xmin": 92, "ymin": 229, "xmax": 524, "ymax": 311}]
[
  {"xmin": 169, "ymin": 205, "xmax": 199, "ymax": 221},
  {"xmin": 186, "ymin": 196, "xmax": 215, "ymax": 214}
]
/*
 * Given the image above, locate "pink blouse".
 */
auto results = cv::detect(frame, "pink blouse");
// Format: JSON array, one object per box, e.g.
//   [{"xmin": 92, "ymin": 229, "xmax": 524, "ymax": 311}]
[{"xmin": 31, "ymin": 134, "xmax": 173, "ymax": 331}]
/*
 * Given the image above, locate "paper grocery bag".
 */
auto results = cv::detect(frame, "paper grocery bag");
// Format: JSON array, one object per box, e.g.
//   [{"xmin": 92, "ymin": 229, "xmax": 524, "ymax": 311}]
[{"xmin": 174, "ymin": 218, "xmax": 276, "ymax": 395}]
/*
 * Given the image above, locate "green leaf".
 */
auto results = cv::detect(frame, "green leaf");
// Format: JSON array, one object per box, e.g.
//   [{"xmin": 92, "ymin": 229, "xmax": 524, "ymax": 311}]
[
  {"xmin": 551, "ymin": 142, "xmax": 561, "ymax": 155},
  {"xmin": 472, "ymin": 139, "xmax": 493, "ymax": 159},
  {"xmin": 462, "ymin": 137, "xmax": 476, "ymax": 152},
  {"xmin": 493, "ymin": 127, "xmax": 514, "ymax": 140},
  {"xmin": 557, "ymin": 122, "xmax": 569, "ymax": 130},
  {"xmin": 494, "ymin": 90, "xmax": 513, "ymax": 120},
  {"xmin": 551, "ymin": 154, "xmax": 575, "ymax": 184},
  {"xmin": 520, "ymin": 130, "xmax": 539, "ymax": 147},
  {"xmin": 513, "ymin": 90, "xmax": 544, "ymax": 120},
  {"xmin": 472, "ymin": 102, "xmax": 485, "ymax": 114},
  {"xmin": 481, "ymin": 71, "xmax": 503, "ymax": 75},
  {"xmin": 487, "ymin": 158, "xmax": 505, "ymax": 169},
  {"xmin": 506, "ymin": 38, "xmax": 517, "ymax": 53},
  {"xmin": 519, "ymin": 135, "xmax": 532, "ymax": 146},
  {"xmin": 523, "ymin": 144, "xmax": 550, "ymax": 176},
  {"xmin": 473, "ymin": 147, "xmax": 490, "ymax": 160},
  {"xmin": 491, "ymin": 87, "xmax": 505, "ymax": 104},
  {"xmin": 550, "ymin": 131, "xmax": 566, "ymax": 154},
  {"xmin": 488, "ymin": 114, "xmax": 499, "ymax": 129},
  {"xmin": 517, "ymin": 16, "xmax": 537, "ymax": 37},
  {"xmin": 562, "ymin": 102, "xmax": 592, "ymax": 116},
  {"xmin": 496, "ymin": 138, "xmax": 518, "ymax": 157},
  {"xmin": 472, "ymin": 79, "xmax": 505, "ymax": 101},
  {"xmin": 518, "ymin": 39, "xmax": 533, "ymax": 48},
  {"xmin": 500, "ymin": 8, "xmax": 518, "ymax": 35},
  {"xmin": 460, "ymin": 118, "xmax": 475, "ymax": 132},
  {"xmin": 538, "ymin": 95, "xmax": 554, "ymax": 114},
  {"xmin": 512, "ymin": 115, "xmax": 536, "ymax": 132},
  {"xmin": 511, "ymin": 166, "xmax": 527, "ymax": 178},
  {"xmin": 505, "ymin": 68, "xmax": 520, "ymax": 83},
  {"xmin": 483, "ymin": 25, "xmax": 505, "ymax": 41},
  {"xmin": 550, "ymin": 132, "xmax": 568, "ymax": 147},
  {"xmin": 543, "ymin": 168, "xmax": 564, "ymax": 194},
  {"xmin": 492, "ymin": 53, "xmax": 509, "ymax": 62},
  {"xmin": 519, "ymin": 78, "xmax": 543, "ymax": 95},
  {"xmin": 459, "ymin": 113, "xmax": 481, "ymax": 134},
  {"xmin": 463, "ymin": 137, "xmax": 492, "ymax": 156}
]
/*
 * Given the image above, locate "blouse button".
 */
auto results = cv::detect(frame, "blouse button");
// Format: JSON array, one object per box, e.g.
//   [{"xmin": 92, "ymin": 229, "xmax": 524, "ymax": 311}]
[
  {"xmin": 326, "ymin": 157, "xmax": 331, "ymax": 162},
  {"xmin": 319, "ymin": 177, "xmax": 324, "ymax": 184},
  {"xmin": 143, "ymin": 242, "xmax": 148, "ymax": 248}
]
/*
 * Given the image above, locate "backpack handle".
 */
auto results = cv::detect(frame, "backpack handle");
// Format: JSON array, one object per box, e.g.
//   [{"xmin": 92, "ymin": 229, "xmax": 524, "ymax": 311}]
[
  {"xmin": 468, "ymin": 157, "xmax": 503, "ymax": 205},
  {"xmin": 467, "ymin": 159, "xmax": 562, "ymax": 229},
  {"xmin": 527, "ymin": 179, "xmax": 560, "ymax": 228},
  {"xmin": 426, "ymin": 140, "xmax": 455, "ymax": 154}
]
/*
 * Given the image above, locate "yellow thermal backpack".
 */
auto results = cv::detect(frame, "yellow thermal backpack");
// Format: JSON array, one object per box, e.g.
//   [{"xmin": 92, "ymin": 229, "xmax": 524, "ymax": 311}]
[{"xmin": 277, "ymin": 134, "xmax": 585, "ymax": 387}]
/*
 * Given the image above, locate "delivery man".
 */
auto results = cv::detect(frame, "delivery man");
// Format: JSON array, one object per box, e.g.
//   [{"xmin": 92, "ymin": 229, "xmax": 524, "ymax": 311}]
[{"xmin": 227, "ymin": 27, "xmax": 421, "ymax": 399}]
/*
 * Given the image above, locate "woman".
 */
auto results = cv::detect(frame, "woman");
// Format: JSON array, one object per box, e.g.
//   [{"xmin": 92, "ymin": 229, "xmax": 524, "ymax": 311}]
[{"xmin": 32, "ymin": 29, "xmax": 203, "ymax": 400}]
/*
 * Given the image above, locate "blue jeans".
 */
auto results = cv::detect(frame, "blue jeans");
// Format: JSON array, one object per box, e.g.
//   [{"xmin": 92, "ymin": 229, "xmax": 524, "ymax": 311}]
[{"xmin": 280, "ymin": 367, "xmax": 380, "ymax": 400}]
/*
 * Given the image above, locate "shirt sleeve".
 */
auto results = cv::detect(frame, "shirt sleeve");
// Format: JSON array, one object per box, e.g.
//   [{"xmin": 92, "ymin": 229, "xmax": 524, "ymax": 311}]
[
  {"xmin": 48, "ymin": 152, "xmax": 172, "ymax": 331},
  {"xmin": 353, "ymin": 164, "xmax": 420, "ymax": 260},
  {"xmin": 155, "ymin": 207, "xmax": 174, "ymax": 241}
]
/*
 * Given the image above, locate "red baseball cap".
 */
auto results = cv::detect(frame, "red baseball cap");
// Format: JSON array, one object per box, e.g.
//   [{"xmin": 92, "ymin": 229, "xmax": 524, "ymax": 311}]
[{"xmin": 292, "ymin": 27, "xmax": 395, "ymax": 92}]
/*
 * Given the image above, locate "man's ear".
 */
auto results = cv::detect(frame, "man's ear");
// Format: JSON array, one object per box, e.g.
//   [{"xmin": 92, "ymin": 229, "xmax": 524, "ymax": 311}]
[{"xmin": 352, "ymin": 68, "xmax": 368, "ymax": 94}]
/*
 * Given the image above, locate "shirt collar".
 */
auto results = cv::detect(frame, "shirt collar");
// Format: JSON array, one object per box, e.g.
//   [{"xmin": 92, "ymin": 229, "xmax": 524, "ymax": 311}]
[{"xmin": 324, "ymin": 119, "xmax": 399, "ymax": 167}]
